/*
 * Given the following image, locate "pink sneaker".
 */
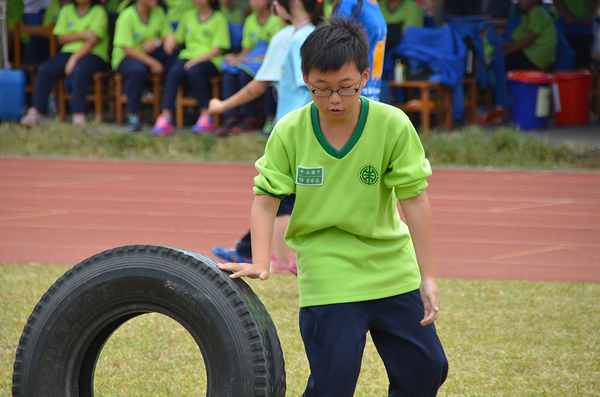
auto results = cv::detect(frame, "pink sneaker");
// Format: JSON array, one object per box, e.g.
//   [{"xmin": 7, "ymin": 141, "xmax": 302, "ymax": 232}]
[
  {"xmin": 270, "ymin": 255, "xmax": 292, "ymax": 274},
  {"xmin": 152, "ymin": 114, "xmax": 174, "ymax": 136},
  {"xmin": 191, "ymin": 114, "xmax": 214, "ymax": 134}
]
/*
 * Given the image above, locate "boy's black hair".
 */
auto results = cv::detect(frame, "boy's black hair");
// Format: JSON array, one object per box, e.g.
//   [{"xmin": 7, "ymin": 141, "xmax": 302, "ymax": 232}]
[{"xmin": 300, "ymin": 15, "xmax": 369, "ymax": 75}]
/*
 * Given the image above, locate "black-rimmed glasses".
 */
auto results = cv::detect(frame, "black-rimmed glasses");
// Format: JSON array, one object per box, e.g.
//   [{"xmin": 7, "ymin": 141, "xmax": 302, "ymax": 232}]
[{"xmin": 308, "ymin": 76, "xmax": 363, "ymax": 97}]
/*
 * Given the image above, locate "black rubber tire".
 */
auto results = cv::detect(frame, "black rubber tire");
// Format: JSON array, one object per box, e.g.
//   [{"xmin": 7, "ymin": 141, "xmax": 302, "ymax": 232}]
[{"xmin": 12, "ymin": 245, "xmax": 286, "ymax": 397}]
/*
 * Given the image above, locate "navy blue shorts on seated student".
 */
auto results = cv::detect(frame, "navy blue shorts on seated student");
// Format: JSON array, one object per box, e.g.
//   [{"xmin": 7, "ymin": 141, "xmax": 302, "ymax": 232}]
[{"xmin": 300, "ymin": 289, "xmax": 448, "ymax": 397}]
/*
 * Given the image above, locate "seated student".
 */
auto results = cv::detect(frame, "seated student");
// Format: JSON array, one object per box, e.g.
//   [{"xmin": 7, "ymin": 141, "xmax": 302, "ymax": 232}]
[
  {"xmin": 218, "ymin": 16, "xmax": 448, "ymax": 397},
  {"xmin": 219, "ymin": 0, "xmax": 283, "ymax": 135},
  {"xmin": 20, "ymin": 0, "xmax": 109, "ymax": 126},
  {"xmin": 151, "ymin": 0, "xmax": 230, "ymax": 135},
  {"xmin": 502, "ymin": 0, "xmax": 557, "ymax": 71},
  {"xmin": 379, "ymin": 0, "xmax": 424, "ymax": 51},
  {"xmin": 112, "ymin": 0, "xmax": 178, "ymax": 131}
]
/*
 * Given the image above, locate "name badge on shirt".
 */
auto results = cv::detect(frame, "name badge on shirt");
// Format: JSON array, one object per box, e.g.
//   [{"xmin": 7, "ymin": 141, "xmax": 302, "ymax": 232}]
[{"xmin": 296, "ymin": 166, "xmax": 323, "ymax": 186}]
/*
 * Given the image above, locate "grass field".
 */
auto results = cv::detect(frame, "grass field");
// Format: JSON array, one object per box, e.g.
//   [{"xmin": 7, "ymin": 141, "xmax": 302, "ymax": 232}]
[{"xmin": 1, "ymin": 264, "xmax": 598, "ymax": 396}]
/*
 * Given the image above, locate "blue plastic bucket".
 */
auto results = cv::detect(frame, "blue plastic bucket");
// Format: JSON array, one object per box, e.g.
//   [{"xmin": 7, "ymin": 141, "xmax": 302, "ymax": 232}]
[{"xmin": 507, "ymin": 70, "xmax": 554, "ymax": 130}]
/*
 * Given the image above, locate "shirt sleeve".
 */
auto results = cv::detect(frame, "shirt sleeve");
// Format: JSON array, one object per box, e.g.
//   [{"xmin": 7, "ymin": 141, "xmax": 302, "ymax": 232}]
[
  {"xmin": 88, "ymin": 6, "xmax": 108, "ymax": 41},
  {"xmin": 52, "ymin": 6, "xmax": 70, "ymax": 35},
  {"xmin": 213, "ymin": 14, "xmax": 231, "ymax": 50},
  {"xmin": 253, "ymin": 127, "xmax": 296, "ymax": 198},
  {"xmin": 526, "ymin": 7, "xmax": 546, "ymax": 36},
  {"xmin": 112, "ymin": 10, "xmax": 135, "ymax": 49},
  {"xmin": 383, "ymin": 116, "xmax": 431, "ymax": 200},
  {"xmin": 241, "ymin": 15, "xmax": 253, "ymax": 49}
]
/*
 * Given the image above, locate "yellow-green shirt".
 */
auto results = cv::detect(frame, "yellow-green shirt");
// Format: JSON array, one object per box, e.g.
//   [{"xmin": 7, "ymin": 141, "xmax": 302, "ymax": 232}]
[
  {"xmin": 53, "ymin": 3, "xmax": 109, "ymax": 62},
  {"xmin": 111, "ymin": 5, "xmax": 173, "ymax": 70},
  {"xmin": 176, "ymin": 9, "xmax": 231, "ymax": 70}
]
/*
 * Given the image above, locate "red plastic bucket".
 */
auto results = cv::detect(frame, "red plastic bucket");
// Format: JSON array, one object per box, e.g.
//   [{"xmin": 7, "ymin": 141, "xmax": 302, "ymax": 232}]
[
  {"xmin": 507, "ymin": 70, "xmax": 554, "ymax": 130},
  {"xmin": 553, "ymin": 70, "xmax": 593, "ymax": 126}
]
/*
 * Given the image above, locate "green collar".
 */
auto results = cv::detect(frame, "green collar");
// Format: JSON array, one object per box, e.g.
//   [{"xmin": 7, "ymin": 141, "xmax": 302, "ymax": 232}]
[{"xmin": 310, "ymin": 96, "xmax": 369, "ymax": 159}]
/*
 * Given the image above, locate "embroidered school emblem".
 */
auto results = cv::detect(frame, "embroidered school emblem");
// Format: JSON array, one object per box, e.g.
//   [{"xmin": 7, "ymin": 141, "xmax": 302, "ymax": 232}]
[
  {"xmin": 358, "ymin": 165, "xmax": 379, "ymax": 186},
  {"xmin": 296, "ymin": 166, "xmax": 323, "ymax": 186}
]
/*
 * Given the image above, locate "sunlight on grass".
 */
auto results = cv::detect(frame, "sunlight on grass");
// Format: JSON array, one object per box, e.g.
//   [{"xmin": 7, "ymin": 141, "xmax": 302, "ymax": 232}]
[{"xmin": 1, "ymin": 265, "xmax": 598, "ymax": 396}]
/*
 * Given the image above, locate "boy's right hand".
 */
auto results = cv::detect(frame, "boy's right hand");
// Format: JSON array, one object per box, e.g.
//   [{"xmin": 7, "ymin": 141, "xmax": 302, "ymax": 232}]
[{"xmin": 217, "ymin": 262, "xmax": 270, "ymax": 280}]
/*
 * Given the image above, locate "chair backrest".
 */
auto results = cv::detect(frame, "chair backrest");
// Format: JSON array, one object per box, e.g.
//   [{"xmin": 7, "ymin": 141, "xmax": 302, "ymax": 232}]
[{"xmin": 12, "ymin": 21, "xmax": 57, "ymax": 68}]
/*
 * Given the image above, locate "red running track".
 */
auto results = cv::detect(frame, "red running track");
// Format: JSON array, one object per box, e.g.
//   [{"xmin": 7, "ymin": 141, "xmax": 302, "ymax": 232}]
[{"xmin": 1, "ymin": 157, "xmax": 599, "ymax": 283}]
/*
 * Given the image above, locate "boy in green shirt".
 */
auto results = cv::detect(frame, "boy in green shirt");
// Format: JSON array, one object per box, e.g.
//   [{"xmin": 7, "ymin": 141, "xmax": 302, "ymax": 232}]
[{"xmin": 218, "ymin": 16, "xmax": 447, "ymax": 396}]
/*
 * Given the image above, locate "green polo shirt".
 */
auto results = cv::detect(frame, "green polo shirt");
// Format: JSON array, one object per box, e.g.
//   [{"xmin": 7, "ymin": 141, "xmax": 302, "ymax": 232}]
[{"xmin": 53, "ymin": 3, "xmax": 109, "ymax": 62}]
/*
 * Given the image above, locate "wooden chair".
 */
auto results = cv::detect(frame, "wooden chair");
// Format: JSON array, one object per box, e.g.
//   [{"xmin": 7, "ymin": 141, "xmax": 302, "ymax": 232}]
[
  {"xmin": 113, "ymin": 72, "xmax": 163, "ymax": 124},
  {"xmin": 389, "ymin": 80, "xmax": 453, "ymax": 133},
  {"xmin": 55, "ymin": 70, "xmax": 114, "ymax": 122},
  {"xmin": 175, "ymin": 76, "xmax": 221, "ymax": 128},
  {"xmin": 12, "ymin": 21, "xmax": 57, "ymax": 95}
]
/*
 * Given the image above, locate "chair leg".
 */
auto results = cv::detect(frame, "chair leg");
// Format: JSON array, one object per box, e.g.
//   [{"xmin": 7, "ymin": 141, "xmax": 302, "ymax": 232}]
[
  {"xmin": 114, "ymin": 75, "xmax": 124, "ymax": 125},
  {"xmin": 57, "ymin": 80, "xmax": 67, "ymax": 122},
  {"xmin": 93, "ymin": 74, "xmax": 103, "ymax": 122},
  {"xmin": 151, "ymin": 74, "xmax": 162, "ymax": 122},
  {"xmin": 176, "ymin": 86, "xmax": 185, "ymax": 128},
  {"xmin": 421, "ymin": 87, "xmax": 431, "ymax": 133},
  {"xmin": 443, "ymin": 87, "xmax": 453, "ymax": 131}
]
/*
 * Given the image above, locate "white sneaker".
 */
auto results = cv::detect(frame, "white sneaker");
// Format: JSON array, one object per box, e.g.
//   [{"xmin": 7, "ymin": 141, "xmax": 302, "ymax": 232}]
[
  {"xmin": 72, "ymin": 113, "xmax": 86, "ymax": 126},
  {"xmin": 20, "ymin": 108, "xmax": 46, "ymax": 127}
]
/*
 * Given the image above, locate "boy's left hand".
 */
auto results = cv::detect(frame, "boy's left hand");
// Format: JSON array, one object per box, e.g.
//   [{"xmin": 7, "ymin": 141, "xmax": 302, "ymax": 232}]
[
  {"xmin": 419, "ymin": 279, "xmax": 440, "ymax": 326},
  {"xmin": 217, "ymin": 262, "xmax": 270, "ymax": 280}
]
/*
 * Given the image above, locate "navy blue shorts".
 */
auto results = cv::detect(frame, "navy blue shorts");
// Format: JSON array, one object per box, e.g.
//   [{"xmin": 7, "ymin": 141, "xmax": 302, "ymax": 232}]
[{"xmin": 299, "ymin": 290, "xmax": 448, "ymax": 397}]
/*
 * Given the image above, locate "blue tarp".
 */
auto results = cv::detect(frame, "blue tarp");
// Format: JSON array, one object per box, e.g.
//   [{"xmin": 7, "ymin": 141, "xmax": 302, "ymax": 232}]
[
  {"xmin": 445, "ymin": 16, "xmax": 510, "ymax": 111},
  {"xmin": 385, "ymin": 26, "xmax": 467, "ymax": 120}
]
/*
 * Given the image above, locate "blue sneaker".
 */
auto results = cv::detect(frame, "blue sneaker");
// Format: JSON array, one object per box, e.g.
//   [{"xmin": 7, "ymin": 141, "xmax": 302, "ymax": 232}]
[{"xmin": 212, "ymin": 246, "xmax": 252, "ymax": 263}]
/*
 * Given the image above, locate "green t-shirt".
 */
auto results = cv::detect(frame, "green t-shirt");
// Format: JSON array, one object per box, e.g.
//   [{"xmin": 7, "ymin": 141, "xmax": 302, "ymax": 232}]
[
  {"xmin": 511, "ymin": 6, "xmax": 557, "ymax": 71},
  {"xmin": 379, "ymin": 0, "xmax": 424, "ymax": 33},
  {"xmin": 176, "ymin": 9, "xmax": 230, "ymax": 69},
  {"xmin": 165, "ymin": 0, "xmax": 195, "ymax": 24},
  {"xmin": 220, "ymin": 3, "xmax": 244, "ymax": 24},
  {"xmin": 241, "ymin": 13, "xmax": 283, "ymax": 49},
  {"xmin": 254, "ymin": 98, "xmax": 431, "ymax": 307},
  {"xmin": 53, "ymin": 3, "xmax": 109, "ymax": 62},
  {"xmin": 43, "ymin": 0, "xmax": 62, "ymax": 26},
  {"xmin": 111, "ymin": 5, "xmax": 173, "ymax": 70}
]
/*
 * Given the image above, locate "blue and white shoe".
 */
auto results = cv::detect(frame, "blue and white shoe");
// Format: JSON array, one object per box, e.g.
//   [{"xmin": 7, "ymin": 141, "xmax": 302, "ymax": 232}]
[{"xmin": 211, "ymin": 246, "xmax": 252, "ymax": 263}]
